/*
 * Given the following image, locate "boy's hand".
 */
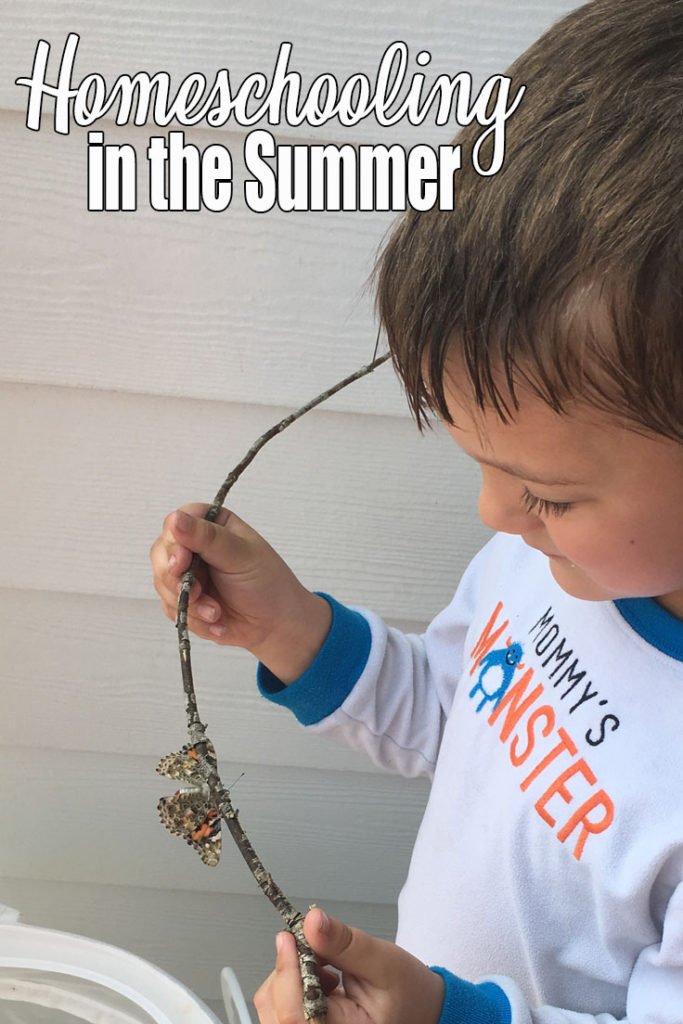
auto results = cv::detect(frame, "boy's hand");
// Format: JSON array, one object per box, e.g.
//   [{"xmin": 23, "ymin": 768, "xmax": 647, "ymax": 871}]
[
  {"xmin": 150, "ymin": 505, "xmax": 331, "ymax": 683},
  {"xmin": 253, "ymin": 909, "xmax": 445, "ymax": 1024}
]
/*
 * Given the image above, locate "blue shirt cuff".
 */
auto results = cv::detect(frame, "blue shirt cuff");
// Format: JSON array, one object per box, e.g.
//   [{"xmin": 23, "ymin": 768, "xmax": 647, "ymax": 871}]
[
  {"xmin": 429, "ymin": 967, "xmax": 511, "ymax": 1024},
  {"xmin": 257, "ymin": 593, "xmax": 372, "ymax": 725}
]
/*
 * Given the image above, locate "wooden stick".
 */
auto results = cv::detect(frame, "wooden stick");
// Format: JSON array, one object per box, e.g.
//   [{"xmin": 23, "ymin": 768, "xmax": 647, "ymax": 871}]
[{"xmin": 173, "ymin": 351, "xmax": 390, "ymax": 1022}]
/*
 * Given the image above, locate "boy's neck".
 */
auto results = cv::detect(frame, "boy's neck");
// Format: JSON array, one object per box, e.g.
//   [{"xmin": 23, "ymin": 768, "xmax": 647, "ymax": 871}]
[{"xmin": 654, "ymin": 591, "xmax": 683, "ymax": 621}]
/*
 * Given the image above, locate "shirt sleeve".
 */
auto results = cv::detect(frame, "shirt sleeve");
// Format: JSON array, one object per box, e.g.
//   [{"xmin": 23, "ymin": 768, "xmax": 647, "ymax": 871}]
[
  {"xmin": 432, "ymin": 938, "xmax": 683, "ymax": 1024},
  {"xmin": 482, "ymin": 879, "xmax": 683, "ymax": 1023},
  {"xmin": 430, "ymin": 886, "xmax": 683, "ymax": 1024}
]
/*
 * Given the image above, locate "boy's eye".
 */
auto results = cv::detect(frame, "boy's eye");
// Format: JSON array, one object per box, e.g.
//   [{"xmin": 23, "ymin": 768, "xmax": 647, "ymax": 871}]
[{"xmin": 521, "ymin": 486, "xmax": 573, "ymax": 517}]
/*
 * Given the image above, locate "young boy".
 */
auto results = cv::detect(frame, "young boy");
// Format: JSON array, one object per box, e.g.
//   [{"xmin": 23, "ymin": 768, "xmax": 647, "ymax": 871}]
[{"xmin": 150, "ymin": 0, "xmax": 683, "ymax": 1020}]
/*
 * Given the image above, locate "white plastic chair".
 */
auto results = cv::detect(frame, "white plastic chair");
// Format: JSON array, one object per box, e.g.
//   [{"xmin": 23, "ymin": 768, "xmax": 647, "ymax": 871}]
[{"xmin": 0, "ymin": 905, "xmax": 251, "ymax": 1024}]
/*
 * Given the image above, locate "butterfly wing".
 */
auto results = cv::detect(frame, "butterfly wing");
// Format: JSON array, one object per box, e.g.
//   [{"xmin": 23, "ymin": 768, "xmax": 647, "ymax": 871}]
[
  {"xmin": 157, "ymin": 789, "xmax": 221, "ymax": 867},
  {"xmin": 156, "ymin": 741, "xmax": 221, "ymax": 867},
  {"xmin": 156, "ymin": 741, "xmax": 217, "ymax": 782}
]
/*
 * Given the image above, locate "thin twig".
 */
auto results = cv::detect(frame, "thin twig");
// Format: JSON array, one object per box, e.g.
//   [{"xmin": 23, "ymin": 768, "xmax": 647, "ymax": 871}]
[{"xmin": 173, "ymin": 352, "xmax": 390, "ymax": 1022}]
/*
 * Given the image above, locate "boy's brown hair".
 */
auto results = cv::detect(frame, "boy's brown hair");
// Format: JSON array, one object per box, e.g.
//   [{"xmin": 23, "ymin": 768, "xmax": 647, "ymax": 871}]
[{"xmin": 374, "ymin": 0, "xmax": 683, "ymax": 442}]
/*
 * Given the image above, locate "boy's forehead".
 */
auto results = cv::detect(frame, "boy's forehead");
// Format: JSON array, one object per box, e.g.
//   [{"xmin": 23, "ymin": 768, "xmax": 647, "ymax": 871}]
[
  {"xmin": 442, "ymin": 373, "xmax": 632, "ymax": 481},
  {"xmin": 444, "ymin": 381, "xmax": 683, "ymax": 497}
]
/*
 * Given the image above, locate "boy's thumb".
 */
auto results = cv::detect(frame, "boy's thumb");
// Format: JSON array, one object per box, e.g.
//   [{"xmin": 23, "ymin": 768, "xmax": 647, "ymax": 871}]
[{"xmin": 303, "ymin": 908, "xmax": 395, "ymax": 986}]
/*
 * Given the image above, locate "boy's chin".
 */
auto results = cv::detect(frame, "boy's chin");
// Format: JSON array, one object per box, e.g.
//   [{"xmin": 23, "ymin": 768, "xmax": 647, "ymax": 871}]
[{"xmin": 547, "ymin": 558, "xmax": 615, "ymax": 602}]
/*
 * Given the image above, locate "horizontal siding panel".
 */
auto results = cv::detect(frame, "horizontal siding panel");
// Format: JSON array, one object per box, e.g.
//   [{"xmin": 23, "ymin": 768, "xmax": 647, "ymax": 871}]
[
  {"xmin": 1, "ymin": 747, "xmax": 428, "ymax": 906},
  {"xmin": 1, "ymin": 877, "xmax": 398, "ymax": 1012},
  {"xmin": 0, "ymin": 111, "xmax": 412, "ymax": 419},
  {"xmin": 1, "ymin": 588, "xmax": 426, "ymax": 770},
  {"xmin": 2, "ymin": 1, "xmax": 578, "ymax": 143},
  {"xmin": 0, "ymin": 382, "xmax": 490, "ymax": 621},
  {"xmin": 1, "ymin": 7, "xmax": 579, "ymax": 416}
]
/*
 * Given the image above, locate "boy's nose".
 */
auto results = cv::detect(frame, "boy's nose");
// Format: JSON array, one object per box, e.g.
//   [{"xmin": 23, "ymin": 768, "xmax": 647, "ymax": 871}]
[{"xmin": 477, "ymin": 473, "xmax": 535, "ymax": 536}]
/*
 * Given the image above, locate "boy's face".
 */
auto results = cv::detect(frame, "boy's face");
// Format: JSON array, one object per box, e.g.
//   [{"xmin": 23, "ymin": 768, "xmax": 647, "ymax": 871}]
[{"xmin": 442, "ymin": 370, "xmax": 683, "ymax": 619}]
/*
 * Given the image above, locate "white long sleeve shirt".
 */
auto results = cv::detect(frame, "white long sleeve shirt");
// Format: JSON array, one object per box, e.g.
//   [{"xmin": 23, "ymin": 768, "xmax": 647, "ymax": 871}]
[{"xmin": 259, "ymin": 533, "xmax": 683, "ymax": 1023}]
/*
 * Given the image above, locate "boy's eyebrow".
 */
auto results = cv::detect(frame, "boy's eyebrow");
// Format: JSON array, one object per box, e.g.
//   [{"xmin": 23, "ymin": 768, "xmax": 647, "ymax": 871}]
[{"xmin": 474, "ymin": 455, "xmax": 582, "ymax": 487}]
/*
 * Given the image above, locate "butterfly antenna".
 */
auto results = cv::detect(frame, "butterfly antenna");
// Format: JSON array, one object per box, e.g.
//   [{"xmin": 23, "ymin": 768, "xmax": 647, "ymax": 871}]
[{"xmin": 226, "ymin": 771, "xmax": 245, "ymax": 794}]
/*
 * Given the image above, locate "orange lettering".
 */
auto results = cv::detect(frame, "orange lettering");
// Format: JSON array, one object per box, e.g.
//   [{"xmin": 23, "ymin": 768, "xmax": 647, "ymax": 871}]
[
  {"xmin": 510, "ymin": 704, "xmax": 555, "ymax": 767},
  {"xmin": 558, "ymin": 789, "xmax": 615, "ymax": 861},
  {"xmin": 469, "ymin": 602, "xmax": 509, "ymax": 675},
  {"xmin": 520, "ymin": 727, "xmax": 577, "ymax": 792},
  {"xmin": 535, "ymin": 758, "xmax": 596, "ymax": 826},
  {"xmin": 470, "ymin": 608, "xmax": 615, "ymax": 861}
]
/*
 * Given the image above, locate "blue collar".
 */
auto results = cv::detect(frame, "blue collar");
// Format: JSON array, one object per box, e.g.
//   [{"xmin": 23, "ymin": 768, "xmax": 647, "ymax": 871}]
[{"xmin": 614, "ymin": 597, "xmax": 683, "ymax": 662}]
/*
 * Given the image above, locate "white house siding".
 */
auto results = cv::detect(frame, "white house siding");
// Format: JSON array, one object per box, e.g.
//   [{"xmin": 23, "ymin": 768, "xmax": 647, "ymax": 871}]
[{"xmin": 1, "ymin": 1, "xmax": 578, "ymax": 1019}]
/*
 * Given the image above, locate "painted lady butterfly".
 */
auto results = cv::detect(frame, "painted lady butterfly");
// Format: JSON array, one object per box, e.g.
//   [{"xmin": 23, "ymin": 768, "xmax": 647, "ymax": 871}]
[{"xmin": 156, "ymin": 742, "xmax": 221, "ymax": 867}]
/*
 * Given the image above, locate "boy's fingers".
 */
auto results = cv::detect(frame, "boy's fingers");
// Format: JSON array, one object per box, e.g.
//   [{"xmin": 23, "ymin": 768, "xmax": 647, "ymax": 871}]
[
  {"xmin": 150, "ymin": 539, "xmax": 204, "ymax": 606},
  {"xmin": 159, "ymin": 601, "xmax": 226, "ymax": 639},
  {"xmin": 319, "ymin": 966, "xmax": 342, "ymax": 995},
  {"xmin": 252, "ymin": 973, "xmax": 276, "ymax": 1024},
  {"xmin": 254, "ymin": 932, "xmax": 304, "ymax": 1024},
  {"xmin": 274, "ymin": 930, "xmax": 301, "ymax": 974}
]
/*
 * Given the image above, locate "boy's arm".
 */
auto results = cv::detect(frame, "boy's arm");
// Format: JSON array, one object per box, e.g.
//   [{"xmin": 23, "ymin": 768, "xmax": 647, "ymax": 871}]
[
  {"xmin": 257, "ymin": 549, "xmax": 485, "ymax": 778},
  {"xmin": 258, "ymin": 597, "xmax": 449, "ymax": 777},
  {"xmin": 257, "ymin": 537, "xmax": 494, "ymax": 778}
]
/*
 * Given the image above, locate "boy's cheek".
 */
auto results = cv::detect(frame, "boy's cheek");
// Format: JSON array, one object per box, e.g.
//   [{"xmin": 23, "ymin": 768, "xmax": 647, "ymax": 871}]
[{"xmin": 548, "ymin": 541, "xmax": 683, "ymax": 603}]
